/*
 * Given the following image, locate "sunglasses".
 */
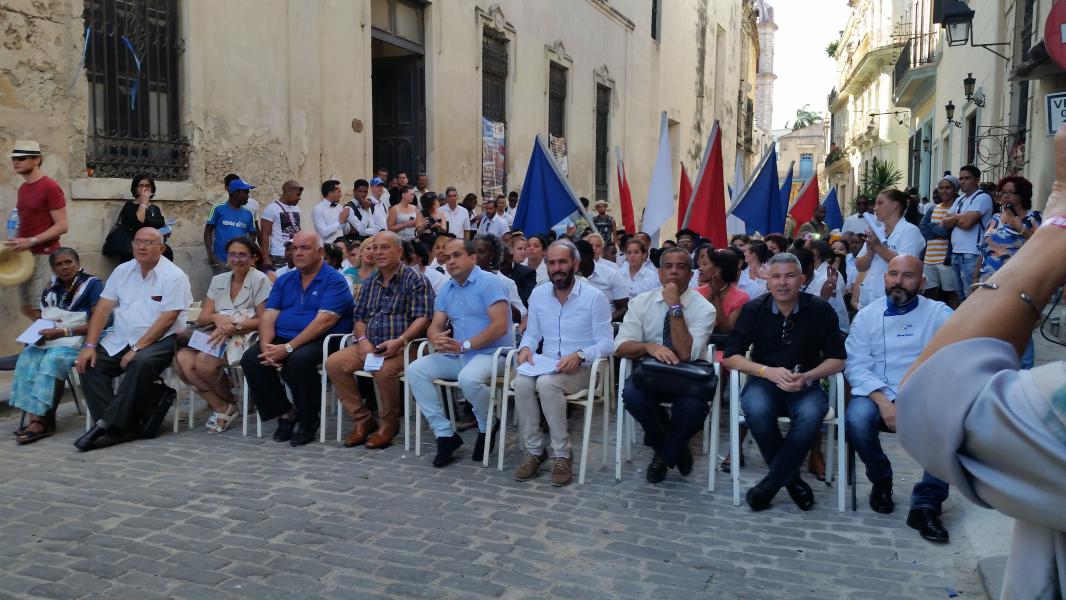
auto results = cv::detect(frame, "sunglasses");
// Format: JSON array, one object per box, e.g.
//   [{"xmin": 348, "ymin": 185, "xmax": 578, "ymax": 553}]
[
  {"xmin": 781, "ymin": 317, "xmax": 795, "ymax": 345},
  {"xmin": 10, "ymin": 156, "xmax": 33, "ymax": 162}
]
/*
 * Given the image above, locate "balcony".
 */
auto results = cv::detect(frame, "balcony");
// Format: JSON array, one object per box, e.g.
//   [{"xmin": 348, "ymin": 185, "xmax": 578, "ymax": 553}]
[{"xmin": 893, "ymin": 32, "xmax": 938, "ymax": 108}]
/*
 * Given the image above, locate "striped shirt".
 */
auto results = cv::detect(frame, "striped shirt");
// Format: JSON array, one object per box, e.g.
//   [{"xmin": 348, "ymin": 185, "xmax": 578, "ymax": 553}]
[
  {"xmin": 353, "ymin": 264, "xmax": 434, "ymax": 346},
  {"xmin": 924, "ymin": 205, "xmax": 951, "ymax": 265}
]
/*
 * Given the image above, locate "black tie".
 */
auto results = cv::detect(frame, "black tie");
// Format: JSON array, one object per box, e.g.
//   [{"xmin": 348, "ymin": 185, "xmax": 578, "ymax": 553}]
[
  {"xmin": 662, "ymin": 311, "xmax": 674, "ymax": 351},
  {"xmin": 330, "ymin": 202, "xmax": 338, "ymax": 208},
  {"xmin": 436, "ymin": 266, "xmax": 445, "ymax": 274}
]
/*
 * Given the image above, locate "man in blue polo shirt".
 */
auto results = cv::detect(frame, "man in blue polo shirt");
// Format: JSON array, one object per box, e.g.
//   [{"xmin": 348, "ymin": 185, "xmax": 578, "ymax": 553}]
[
  {"xmin": 205, "ymin": 177, "xmax": 257, "ymax": 273},
  {"xmin": 407, "ymin": 238, "xmax": 514, "ymax": 467},
  {"xmin": 241, "ymin": 230, "xmax": 354, "ymax": 446}
]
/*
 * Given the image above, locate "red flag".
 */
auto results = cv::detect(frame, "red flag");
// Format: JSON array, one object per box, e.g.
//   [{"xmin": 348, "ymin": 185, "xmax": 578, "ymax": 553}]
[
  {"xmin": 682, "ymin": 122, "xmax": 728, "ymax": 247},
  {"xmin": 678, "ymin": 164, "xmax": 693, "ymax": 230},
  {"xmin": 789, "ymin": 176, "xmax": 820, "ymax": 229},
  {"xmin": 615, "ymin": 148, "xmax": 636, "ymax": 234}
]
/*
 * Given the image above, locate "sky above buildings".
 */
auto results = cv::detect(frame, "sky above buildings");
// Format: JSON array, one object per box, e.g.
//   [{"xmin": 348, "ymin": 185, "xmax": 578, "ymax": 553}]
[{"xmin": 770, "ymin": 0, "xmax": 853, "ymax": 130}]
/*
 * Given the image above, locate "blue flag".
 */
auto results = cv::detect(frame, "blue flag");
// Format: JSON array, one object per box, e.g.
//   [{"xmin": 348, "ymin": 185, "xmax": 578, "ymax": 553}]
[
  {"xmin": 823, "ymin": 186, "xmax": 844, "ymax": 231},
  {"xmin": 780, "ymin": 162, "xmax": 794, "ymax": 217},
  {"xmin": 511, "ymin": 136, "xmax": 585, "ymax": 236},
  {"xmin": 731, "ymin": 145, "xmax": 783, "ymax": 235}
]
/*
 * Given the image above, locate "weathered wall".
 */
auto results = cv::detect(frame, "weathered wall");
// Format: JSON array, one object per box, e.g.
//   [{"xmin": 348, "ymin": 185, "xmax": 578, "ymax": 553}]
[{"xmin": 0, "ymin": 0, "xmax": 755, "ymax": 353}]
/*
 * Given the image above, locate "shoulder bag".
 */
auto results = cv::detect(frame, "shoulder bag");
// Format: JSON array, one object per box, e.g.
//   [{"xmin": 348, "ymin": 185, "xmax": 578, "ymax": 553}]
[{"xmin": 631, "ymin": 357, "xmax": 718, "ymax": 398}]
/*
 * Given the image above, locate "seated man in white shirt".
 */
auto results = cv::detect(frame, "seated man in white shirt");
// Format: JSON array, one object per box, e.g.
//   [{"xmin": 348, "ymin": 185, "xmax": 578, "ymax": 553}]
[
  {"xmin": 615, "ymin": 247, "xmax": 716, "ymax": 483},
  {"xmin": 312, "ymin": 179, "xmax": 351, "ymax": 242},
  {"xmin": 440, "ymin": 187, "xmax": 473, "ymax": 240},
  {"xmin": 845, "ymin": 254, "xmax": 954, "ymax": 543},
  {"xmin": 513, "ymin": 240, "xmax": 614, "ymax": 487},
  {"xmin": 74, "ymin": 228, "xmax": 192, "ymax": 451},
  {"xmin": 575, "ymin": 239, "xmax": 629, "ymax": 322},
  {"xmin": 475, "ymin": 197, "xmax": 510, "ymax": 238}
]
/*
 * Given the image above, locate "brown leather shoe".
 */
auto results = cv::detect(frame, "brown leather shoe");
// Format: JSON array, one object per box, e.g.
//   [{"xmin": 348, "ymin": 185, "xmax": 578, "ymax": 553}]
[
  {"xmin": 550, "ymin": 457, "xmax": 573, "ymax": 487},
  {"xmin": 342, "ymin": 418, "xmax": 377, "ymax": 448},
  {"xmin": 365, "ymin": 423, "xmax": 398, "ymax": 449}
]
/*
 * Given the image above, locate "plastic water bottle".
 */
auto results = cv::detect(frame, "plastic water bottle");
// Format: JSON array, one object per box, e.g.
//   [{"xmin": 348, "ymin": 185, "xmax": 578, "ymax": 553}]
[{"xmin": 6, "ymin": 208, "xmax": 18, "ymax": 239}]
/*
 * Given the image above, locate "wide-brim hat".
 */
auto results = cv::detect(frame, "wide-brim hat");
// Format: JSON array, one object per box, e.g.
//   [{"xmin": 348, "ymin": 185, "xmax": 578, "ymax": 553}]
[
  {"xmin": 0, "ymin": 246, "xmax": 35, "ymax": 286},
  {"xmin": 9, "ymin": 140, "xmax": 42, "ymax": 159}
]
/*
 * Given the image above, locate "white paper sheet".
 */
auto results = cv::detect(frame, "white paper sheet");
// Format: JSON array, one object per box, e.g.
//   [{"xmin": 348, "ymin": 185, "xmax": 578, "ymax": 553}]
[
  {"xmin": 363, "ymin": 353, "xmax": 385, "ymax": 372},
  {"xmin": 862, "ymin": 213, "xmax": 887, "ymax": 242},
  {"xmin": 16, "ymin": 319, "xmax": 57, "ymax": 345},
  {"xmin": 188, "ymin": 330, "xmax": 226, "ymax": 358},
  {"xmin": 516, "ymin": 354, "xmax": 560, "ymax": 377}
]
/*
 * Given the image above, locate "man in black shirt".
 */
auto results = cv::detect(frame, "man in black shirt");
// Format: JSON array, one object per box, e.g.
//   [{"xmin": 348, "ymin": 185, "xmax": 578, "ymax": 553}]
[{"xmin": 722, "ymin": 252, "xmax": 846, "ymax": 512}]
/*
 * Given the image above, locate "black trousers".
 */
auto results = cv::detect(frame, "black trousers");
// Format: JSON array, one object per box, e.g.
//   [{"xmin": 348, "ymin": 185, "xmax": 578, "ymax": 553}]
[
  {"xmin": 241, "ymin": 336, "xmax": 334, "ymax": 434},
  {"xmin": 621, "ymin": 376, "xmax": 710, "ymax": 468},
  {"xmin": 82, "ymin": 336, "xmax": 176, "ymax": 431}
]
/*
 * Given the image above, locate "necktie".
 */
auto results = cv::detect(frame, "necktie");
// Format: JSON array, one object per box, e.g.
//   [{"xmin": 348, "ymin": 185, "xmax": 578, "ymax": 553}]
[
  {"xmin": 662, "ymin": 310, "xmax": 674, "ymax": 351},
  {"xmin": 436, "ymin": 266, "xmax": 445, "ymax": 274}
]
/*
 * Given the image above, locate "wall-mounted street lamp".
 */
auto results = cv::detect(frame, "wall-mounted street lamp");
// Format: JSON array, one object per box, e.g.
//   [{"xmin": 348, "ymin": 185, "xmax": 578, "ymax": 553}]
[
  {"xmin": 945, "ymin": 101, "xmax": 963, "ymax": 128},
  {"xmin": 963, "ymin": 73, "xmax": 986, "ymax": 107},
  {"xmin": 868, "ymin": 111, "xmax": 909, "ymax": 126},
  {"xmin": 938, "ymin": 0, "xmax": 1010, "ymax": 60},
  {"xmin": 922, "ymin": 137, "xmax": 930, "ymax": 152}
]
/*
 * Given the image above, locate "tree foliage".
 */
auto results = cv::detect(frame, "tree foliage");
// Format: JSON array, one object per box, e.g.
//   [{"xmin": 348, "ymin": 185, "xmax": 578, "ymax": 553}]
[{"xmin": 792, "ymin": 105, "xmax": 823, "ymax": 131}]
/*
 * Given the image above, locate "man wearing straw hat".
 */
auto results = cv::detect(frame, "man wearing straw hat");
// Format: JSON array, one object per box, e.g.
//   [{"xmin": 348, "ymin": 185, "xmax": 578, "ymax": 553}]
[{"xmin": 7, "ymin": 140, "xmax": 68, "ymax": 320}]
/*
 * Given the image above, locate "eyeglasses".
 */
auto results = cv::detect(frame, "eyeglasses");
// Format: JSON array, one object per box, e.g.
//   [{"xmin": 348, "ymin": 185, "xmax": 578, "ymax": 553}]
[
  {"xmin": 781, "ymin": 317, "xmax": 795, "ymax": 345},
  {"xmin": 10, "ymin": 156, "xmax": 31, "ymax": 162},
  {"xmin": 227, "ymin": 252, "xmax": 252, "ymax": 260},
  {"xmin": 137, "ymin": 183, "xmax": 153, "ymax": 189},
  {"xmin": 132, "ymin": 239, "xmax": 161, "ymax": 247},
  {"xmin": 997, "ymin": 190, "xmax": 1017, "ymax": 196}
]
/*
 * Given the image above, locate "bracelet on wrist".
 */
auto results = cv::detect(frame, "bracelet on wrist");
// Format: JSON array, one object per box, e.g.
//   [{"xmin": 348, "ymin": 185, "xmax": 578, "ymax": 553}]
[
  {"xmin": 758, "ymin": 366, "xmax": 767, "ymax": 378},
  {"xmin": 83, "ymin": 342, "xmax": 97, "ymax": 349}
]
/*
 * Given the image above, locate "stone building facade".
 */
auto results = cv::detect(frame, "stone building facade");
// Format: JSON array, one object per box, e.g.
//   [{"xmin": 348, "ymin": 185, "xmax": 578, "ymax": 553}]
[{"xmin": 0, "ymin": 0, "xmax": 760, "ymax": 351}]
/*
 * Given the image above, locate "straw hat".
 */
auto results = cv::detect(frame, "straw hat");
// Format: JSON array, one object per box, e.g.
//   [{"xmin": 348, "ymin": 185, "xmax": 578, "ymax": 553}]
[{"xmin": 0, "ymin": 246, "xmax": 35, "ymax": 286}]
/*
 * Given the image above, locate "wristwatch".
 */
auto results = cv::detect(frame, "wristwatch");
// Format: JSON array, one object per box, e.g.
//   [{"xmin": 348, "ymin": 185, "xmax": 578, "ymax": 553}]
[
  {"xmin": 284, "ymin": 343, "xmax": 294, "ymax": 354},
  {"xmin": 462, "ymin": 340, "xmax": 472, "ymax": 353},
  {"xmin": 576, "ymin": 350, "xmax": 586, "ymax": 362},
  {"xmin": 669, "ymin": 303, "xmax": 684, "ymax": 318}
]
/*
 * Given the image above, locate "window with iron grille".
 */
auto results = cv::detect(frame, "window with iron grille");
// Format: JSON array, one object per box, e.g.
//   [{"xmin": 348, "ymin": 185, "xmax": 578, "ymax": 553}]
[
  {"xmin": 482, "ymin": 31, "xmax": 508, "ymax": 124},
  {"xmin": 548, "ymin": 62, "xmax": 567, "ymax": 138},
  {"xmin": 594, "ymin": 85, "xmax": 611, "ymax": 201},
  {"xmin": 83, "ymin": 0, "xmax": 188, "ymax": 180}
]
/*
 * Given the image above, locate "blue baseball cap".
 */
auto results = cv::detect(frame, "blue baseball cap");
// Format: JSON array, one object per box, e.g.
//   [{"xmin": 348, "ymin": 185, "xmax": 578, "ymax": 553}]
[
  {"xmin": 369, "ymin": 177, "xmax": 385, "ymax": 186},
  {"xmin": 227, "ymin": 178, "xmax": 255, "ymax": 194}
]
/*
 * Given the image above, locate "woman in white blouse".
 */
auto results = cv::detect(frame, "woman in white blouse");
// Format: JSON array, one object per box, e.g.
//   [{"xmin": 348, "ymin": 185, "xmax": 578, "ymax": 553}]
[
  {"xmin": 174, "ymin": 236, "xmax": 272, "ymax": 433},
  {"xmin": 622, "ymin": 238, "xmax": 660, "ymax": 298}
]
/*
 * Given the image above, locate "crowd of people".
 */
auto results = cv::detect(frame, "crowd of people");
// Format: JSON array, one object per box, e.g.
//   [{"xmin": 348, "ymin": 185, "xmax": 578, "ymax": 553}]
[{"xmin": 6, "ymin": 137, "xmax": 1064, "ymax": 595}]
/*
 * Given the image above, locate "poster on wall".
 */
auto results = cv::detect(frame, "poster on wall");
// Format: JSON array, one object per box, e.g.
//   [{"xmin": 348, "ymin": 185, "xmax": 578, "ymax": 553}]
[
  {"xmin": 549, "ymin": 134, "xmax": 569, "ymax": 178},
  {"xmin": 482, "ymin": 118, "xmax": 507, "ymax": 198}
]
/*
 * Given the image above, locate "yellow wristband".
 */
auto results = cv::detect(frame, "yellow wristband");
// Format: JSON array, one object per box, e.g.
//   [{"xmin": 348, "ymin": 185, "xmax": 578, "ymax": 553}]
[{"xmin": 759, "ymin": 366, "xmax": 767, "ymax": 378}]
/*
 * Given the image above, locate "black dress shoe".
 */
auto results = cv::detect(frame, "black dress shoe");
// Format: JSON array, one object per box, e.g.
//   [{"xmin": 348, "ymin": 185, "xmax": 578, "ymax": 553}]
[
  {"xmin": 289, "ymin": 425, "xmax": 317, "ymax": 447},
  {"xmin": 745, "ymin": 480, "xmax": 777, "ymax": 511},
  {"xmin": 273, "ymin": 418, "xmax": 294, "ymax": 442},
  {"xmin": 869, "ymin": 479, "xmax": 895, "ymax": 514},
  {"xmin": 471, "ymin": 419, "xmax": 500, "ymax": 462},
  {"xmin": 785, "ymin": 477, "xmax": 815, "ymax": 511},
  {"xmin": 907, "ymin": 508, "xmax": 949, "ymax": 543},
  {"xmin": 677, "ymin": 445, "xmax": 694, "ymax": 476},
  {"xmin": 74, "ymin": 425, "xmax": 107, "ymax": 452},
  {"xmin": 433, "ymin": 434, "xmax": 463, "ymax": 468},
  {"xmin": 646, "ymin": 454, "xmax": 668, "ymax": 483}
]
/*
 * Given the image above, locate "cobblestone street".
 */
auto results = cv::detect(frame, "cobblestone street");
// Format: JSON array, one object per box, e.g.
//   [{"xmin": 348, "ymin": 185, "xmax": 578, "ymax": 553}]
[{"xmin": 0, "ymin": 396, "xmax": 995, "ymax": 600}]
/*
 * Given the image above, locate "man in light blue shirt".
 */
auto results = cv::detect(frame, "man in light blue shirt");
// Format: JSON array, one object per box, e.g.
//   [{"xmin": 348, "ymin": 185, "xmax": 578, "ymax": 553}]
[
  {"xmin": 845, "ymin": 255, "xmax": 954, "ymax": 542},
  {"xmin": 406, "ymin": 238, "xmax": 514, "ymax": 467},
  {"xmin": 512, "ymin": 240, "xmax": 614, "ymax": 486}
]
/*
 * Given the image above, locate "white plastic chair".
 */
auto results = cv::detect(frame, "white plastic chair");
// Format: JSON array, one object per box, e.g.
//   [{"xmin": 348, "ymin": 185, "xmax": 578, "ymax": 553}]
[
  {"xmin": 496, "ymin": 356, "xmax": 611, "ymax": 485},
  {"xmin": 612, "ymin": 345, "xmax": 720, "ymax": 489},
  {"xmin": 729, "ymin": 369, "xmax": 847, "ymax": 511}
]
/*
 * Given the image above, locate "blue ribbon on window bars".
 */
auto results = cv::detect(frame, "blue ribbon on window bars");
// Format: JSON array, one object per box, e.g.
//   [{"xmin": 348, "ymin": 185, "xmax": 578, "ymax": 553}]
[
  {"xmin": 72, "ymin": 25, "xmax": 91, "ymax": 87},
  {"xmin": 119, "ymin": 35, "xmax": 142, "ymax": 110}
]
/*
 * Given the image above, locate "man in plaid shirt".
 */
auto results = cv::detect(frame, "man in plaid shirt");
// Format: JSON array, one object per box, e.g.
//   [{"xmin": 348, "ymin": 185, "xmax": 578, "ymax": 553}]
[{"xmin": 325, "ymin": 231, "xmax": 433, "ymax": 449}]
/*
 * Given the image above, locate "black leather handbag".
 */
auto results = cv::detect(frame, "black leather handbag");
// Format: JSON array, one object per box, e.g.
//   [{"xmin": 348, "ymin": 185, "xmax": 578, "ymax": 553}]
[{"xmin": 632, "ymin": 357, "xmax": 718, "ymax": 398}]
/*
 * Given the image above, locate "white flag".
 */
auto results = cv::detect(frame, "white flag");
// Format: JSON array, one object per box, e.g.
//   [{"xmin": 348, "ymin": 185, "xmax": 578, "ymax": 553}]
[{"xmin": 641, "ymin": 112, "xmax": 674, "ymax": 241}]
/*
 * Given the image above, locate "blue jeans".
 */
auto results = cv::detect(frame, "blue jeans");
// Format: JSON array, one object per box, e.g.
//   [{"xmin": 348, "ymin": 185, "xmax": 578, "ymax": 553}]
[
  {"xmin": 622, "ymin": 376, "xmax": 710, "ymax": 468},
  {"xmin": 846, "ymin": 395, "xmax": 949, "ymax": 511},
  {"xmin": 1021, "ymin": 336, "xmax": 1035, "ymax": 369},
  {"xmin": 406, "ymin": 353, "xmax": 499, "ymax": 438},
  {"xmin": 740, "ymin": 378, "xmax": 827, "ymax": 490},
  {"xmin": 952, "ymin": 253, "xmax": 979, "ymax": 300}
]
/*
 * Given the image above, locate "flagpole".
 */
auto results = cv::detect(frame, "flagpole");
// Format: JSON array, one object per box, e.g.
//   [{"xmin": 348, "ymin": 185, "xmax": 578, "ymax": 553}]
[
  {"xmin": 728, "ymin": 142, "xmax": 776, "ymax": 215},
  {"xmin": 681, "ymin": 120, "xmax": 720, "ymax": 230}
]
